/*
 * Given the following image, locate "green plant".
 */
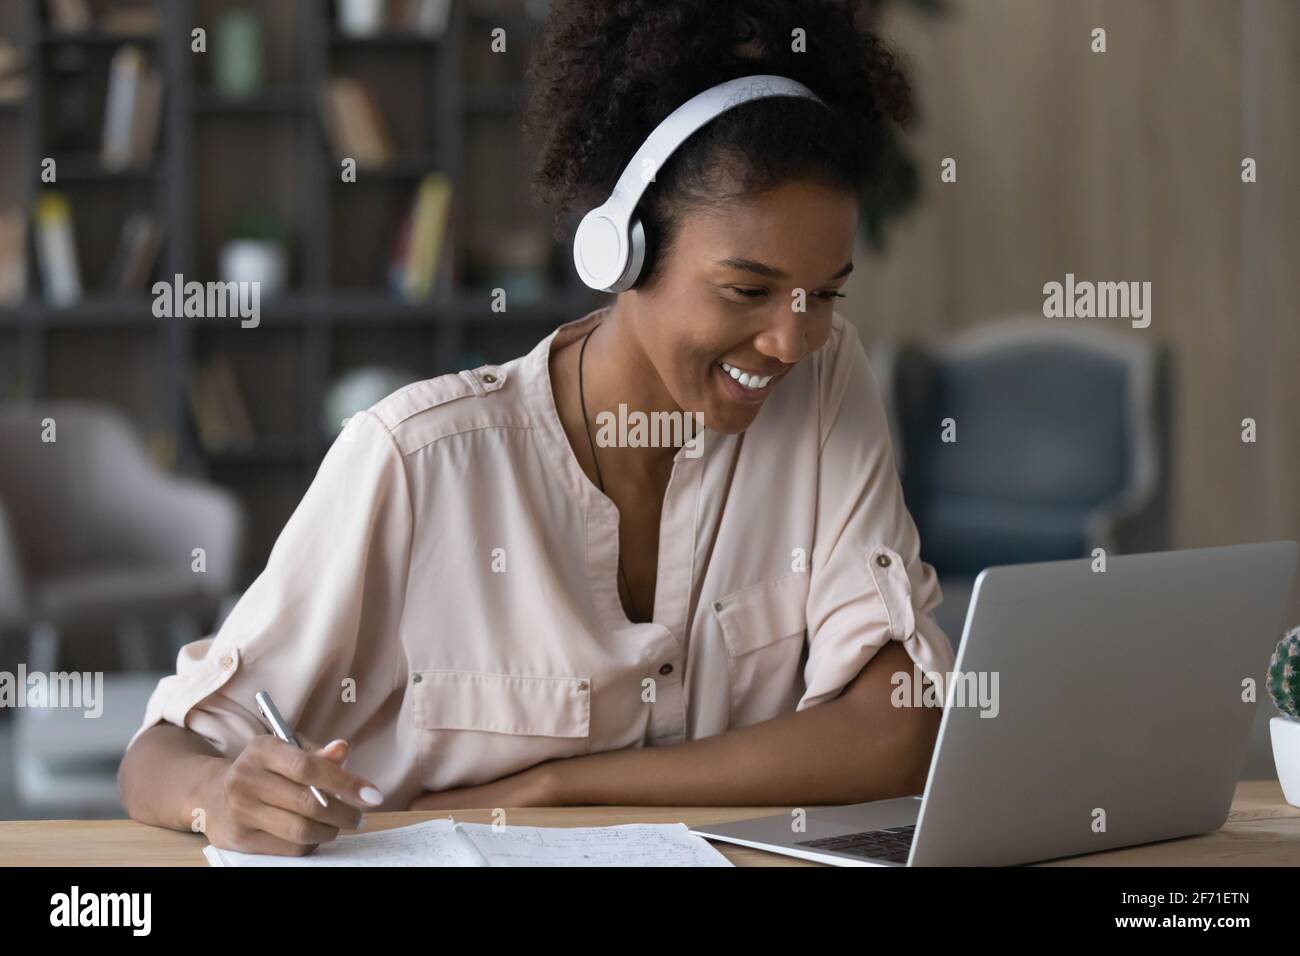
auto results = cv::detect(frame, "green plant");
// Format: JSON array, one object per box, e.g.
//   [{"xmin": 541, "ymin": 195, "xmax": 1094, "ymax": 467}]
[
  {"xmin": 1268, "ymin": 626, "xmax": 1300, "ymax": 719},
  {"xmin": 230, "ymin": 206, "xmax": 289, "ymax": 245}
]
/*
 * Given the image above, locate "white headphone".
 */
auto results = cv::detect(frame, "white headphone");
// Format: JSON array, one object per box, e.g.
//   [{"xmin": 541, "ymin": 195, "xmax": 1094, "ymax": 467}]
[{"xmin": 572, "ymin": 74, "xmax": 828, "ymax": 293}]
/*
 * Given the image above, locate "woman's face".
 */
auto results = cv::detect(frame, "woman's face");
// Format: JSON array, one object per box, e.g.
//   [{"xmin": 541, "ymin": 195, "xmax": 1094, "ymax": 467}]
[{"xmin": 630, "ymin": 178, "xmax": 858, "ymax": 434}]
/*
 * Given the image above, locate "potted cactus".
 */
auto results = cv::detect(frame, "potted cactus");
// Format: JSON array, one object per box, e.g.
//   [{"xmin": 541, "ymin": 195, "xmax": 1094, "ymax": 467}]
[{"xmin": 1269, "ymin": 625, "xmax": 1300, "ymax": 807}]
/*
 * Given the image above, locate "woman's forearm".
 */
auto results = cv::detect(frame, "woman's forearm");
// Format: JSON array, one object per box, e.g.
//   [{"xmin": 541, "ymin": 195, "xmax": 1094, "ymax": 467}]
[
  {"xmin": 547, "ymin": 642, "xmax": 940, "ymax": 807},
  {"xmin": 118, "ymin": 724, "xmax": 231, "ymax": 831}
]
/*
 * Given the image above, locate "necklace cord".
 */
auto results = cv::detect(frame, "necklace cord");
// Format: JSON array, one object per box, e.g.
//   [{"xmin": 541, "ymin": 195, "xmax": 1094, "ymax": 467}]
[
  {"xmin": 578, "ymin": 328, "xmax": 607, "ymax": 493},
  {"xmin": 578, "ymin": 326, "xmax": 637, "ymax": 618}
]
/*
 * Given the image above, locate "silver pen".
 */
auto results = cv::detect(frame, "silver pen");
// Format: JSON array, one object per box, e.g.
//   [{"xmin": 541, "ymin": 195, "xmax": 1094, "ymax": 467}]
[{"xmin": 255, "ymin": 690, "xmax": 329, "ymax": 808}]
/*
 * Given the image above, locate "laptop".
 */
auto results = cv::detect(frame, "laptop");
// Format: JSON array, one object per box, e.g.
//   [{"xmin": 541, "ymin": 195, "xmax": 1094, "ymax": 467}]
[{"xmin": 691, "ymin": 541, "xmax": 1298, "ymax": 866}]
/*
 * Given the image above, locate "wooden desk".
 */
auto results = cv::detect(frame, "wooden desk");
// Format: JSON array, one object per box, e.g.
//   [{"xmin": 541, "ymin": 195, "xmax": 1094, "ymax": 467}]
[{"xmin": 1, "ymin": 781, "xmax": 1296, "ymax": 866}]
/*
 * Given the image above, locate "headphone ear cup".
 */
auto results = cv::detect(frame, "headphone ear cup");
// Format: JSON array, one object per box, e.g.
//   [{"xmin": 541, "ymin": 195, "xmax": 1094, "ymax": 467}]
[
  {"xmin": 611, "ymin": 215, "xmax": 647, "ymax": 292},
  {"xmin": 573, "ymin": 206, "xmax": 632, "ymax": 291}
]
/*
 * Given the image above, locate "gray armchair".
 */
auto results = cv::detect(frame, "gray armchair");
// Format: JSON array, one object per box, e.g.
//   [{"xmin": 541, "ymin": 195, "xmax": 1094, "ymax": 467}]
[
  {"xmin": 0, "ymin": 400, "xmax": 244, "ymax": 811},
  {"xmin": 872, "ymin": 317, "xmax": 1174, "ymax": 647}
]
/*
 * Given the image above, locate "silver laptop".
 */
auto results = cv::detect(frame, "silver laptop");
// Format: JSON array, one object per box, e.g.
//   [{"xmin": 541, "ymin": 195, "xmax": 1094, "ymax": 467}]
[{"xmin": 691, "ymin": 541, "xmax": 1298, "ymax": 866}]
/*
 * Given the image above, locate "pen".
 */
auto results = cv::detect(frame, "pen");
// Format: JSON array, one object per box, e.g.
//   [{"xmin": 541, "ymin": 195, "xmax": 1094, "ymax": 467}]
[{"xmin": 254, "ymin": 690, "xmax": 329, "ymax": 808}]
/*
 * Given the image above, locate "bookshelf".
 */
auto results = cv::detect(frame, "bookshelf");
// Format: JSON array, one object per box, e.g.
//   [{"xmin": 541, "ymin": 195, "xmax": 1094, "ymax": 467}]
[{"xmin": 0, "ymin": 0, "xmax": 603, "ymax": 576}]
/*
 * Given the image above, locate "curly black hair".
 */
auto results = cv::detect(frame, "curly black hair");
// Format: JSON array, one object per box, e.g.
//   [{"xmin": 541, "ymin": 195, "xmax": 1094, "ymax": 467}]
[{"xmin": 522, "ymin": 0, "xmax": 913, "ymax": 287}]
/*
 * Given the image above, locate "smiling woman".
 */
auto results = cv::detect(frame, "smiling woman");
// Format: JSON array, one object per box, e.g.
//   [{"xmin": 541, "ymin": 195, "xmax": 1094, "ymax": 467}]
[{"xmin": 118, "ymin": 0, "xmax": 955, "ymax": 857}]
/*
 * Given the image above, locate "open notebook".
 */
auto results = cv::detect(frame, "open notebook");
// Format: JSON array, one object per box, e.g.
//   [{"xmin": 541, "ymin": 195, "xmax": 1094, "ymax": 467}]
[{"xmin": 203, "ymin": 818, "xmax": 733, "ymax": 867}]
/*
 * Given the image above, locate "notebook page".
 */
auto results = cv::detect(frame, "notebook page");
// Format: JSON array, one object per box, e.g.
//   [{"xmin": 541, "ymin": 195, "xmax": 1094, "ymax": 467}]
[
  {"xmin": 457, "ymin": 822, "xmax": 734, "ymax": 867},
  {"xmin": 202, "ymin": 818, "xmax": 486, "ymax": 867}
]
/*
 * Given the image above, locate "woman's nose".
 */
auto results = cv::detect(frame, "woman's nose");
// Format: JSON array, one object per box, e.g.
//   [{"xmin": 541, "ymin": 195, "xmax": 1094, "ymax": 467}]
[{"xmin": 754, "ymin": 307, "xmax": 807, "ymax": 366}]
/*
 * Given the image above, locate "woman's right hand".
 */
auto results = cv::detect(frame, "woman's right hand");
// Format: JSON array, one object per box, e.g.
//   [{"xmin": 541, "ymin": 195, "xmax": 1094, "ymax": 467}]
[{"xmin": 197, "ymin": 735, "xmax": 385, "ymax": 856}]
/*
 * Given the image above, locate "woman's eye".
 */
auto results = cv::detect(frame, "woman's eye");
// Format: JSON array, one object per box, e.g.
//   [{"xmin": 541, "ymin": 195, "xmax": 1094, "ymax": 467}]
[{"xmin": 727, "ymin": 288, "xmax": 845, "ymax": 302}]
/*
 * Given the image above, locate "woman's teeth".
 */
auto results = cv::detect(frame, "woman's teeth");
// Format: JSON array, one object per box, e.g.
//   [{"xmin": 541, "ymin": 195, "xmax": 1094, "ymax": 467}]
[{"xmin": 720, "ymin": 362, "xmax": 773, "ymax": 390}]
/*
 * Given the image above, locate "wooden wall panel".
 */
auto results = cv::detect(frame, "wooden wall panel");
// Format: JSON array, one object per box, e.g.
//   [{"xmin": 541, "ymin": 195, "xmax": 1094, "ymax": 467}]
[{"xmin": 843, "ymin": 0, "xmax": 1297, "ymax": 623}]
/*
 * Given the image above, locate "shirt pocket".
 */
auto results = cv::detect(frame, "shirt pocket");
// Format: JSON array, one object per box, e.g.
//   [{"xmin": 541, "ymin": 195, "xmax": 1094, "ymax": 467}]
[
  {"xmin": 411, "ymin": 669, "xmax": 590, "ymax": 736},
  {"xmin": 407, "ymin": 669, "xmax": 592, "ymax": 784},
  {"xmin": 865, "ymin": 545, "xmax": 916, "ymax": 642},
  {"xmin": 712, "ymin": 572, "xmax": 811, "ymax": 727}
]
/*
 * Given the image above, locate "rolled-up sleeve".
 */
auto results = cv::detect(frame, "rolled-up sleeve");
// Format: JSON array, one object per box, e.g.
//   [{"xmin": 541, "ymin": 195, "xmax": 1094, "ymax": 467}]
[
  {"xmin": 799, "ymin": 323, "xmax": 957, "ymax": 711},
  {"xmin": 127, "ymin": 409, "xmax": 414, "ymax": 756}
]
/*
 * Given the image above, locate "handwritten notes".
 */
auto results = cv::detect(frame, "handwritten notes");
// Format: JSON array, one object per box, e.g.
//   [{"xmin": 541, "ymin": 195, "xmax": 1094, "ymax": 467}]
[
  {"xmin": 202, "ymin": 819, "xmax": 732, "ymax": 867},
  {"xmin": 203, "ymin": 819, "xmax": 482, "ymax": 867},
  {"xmin": 455, "ymin": 822, "xmax": 732, "ymax": 867}
]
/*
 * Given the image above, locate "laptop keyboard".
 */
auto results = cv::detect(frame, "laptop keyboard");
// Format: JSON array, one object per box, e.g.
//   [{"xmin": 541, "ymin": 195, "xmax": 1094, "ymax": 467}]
[{"xmin": 795, "ymin": 824, "xmax": 916, "ymax": 863}]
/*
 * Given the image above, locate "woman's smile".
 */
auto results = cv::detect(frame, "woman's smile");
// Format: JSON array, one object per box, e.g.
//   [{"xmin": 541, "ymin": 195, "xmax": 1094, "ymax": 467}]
[{"xmin": 716, "ymin": 359, "xmax": 784, "ymax": 404}]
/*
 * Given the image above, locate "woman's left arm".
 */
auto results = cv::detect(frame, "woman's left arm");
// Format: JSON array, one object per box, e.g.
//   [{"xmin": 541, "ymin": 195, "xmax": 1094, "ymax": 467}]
[
  {"xmin": 550, "ymin": 639, "xmax": 938, "ymax": 806},
  {"xmin": 409, "ymin": 640, "xmax": 937, "ymax": 810}
]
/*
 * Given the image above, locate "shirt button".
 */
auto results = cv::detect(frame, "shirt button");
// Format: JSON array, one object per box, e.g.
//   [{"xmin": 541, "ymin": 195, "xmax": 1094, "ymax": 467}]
[
  {"xmin": 713, "ymin": 601, "xmax": 723, "ymax": 612},
  {"xmin": 481, "ymin": 373, "xmax": 496, "ymax": 384},
  {"xmin": 659, "ymin": 663, "xmax": 674, "ymax": 676},
  {"xmin": 577, "ymin": 681, "xmax": 588, "ymax": 691},
  {"xmin": 876, "ymin": 553, "xmax": 892, "ymax": 567},
  {"xmin": 219, "ymin": 654, "xmax": 234, "ymax": 670},
  {"xmin": 412, "ymin": 673, "xmax": 422, "ymax": 683}
]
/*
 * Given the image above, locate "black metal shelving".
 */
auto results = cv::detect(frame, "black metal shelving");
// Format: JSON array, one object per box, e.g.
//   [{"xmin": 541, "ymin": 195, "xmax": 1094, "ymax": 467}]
[{"xmin": 0, "ymin": 0, "xmax": 599, "ymax": 571}]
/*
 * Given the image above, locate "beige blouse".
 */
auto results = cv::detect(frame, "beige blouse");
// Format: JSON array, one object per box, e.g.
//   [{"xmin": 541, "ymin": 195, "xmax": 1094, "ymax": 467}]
[{"xmin": 130, "ymin": 306, "xmax": 956, "ymax": 810}]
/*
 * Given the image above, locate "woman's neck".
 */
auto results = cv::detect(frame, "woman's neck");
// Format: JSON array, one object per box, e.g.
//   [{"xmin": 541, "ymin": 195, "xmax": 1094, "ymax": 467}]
[{"xmin": 555, "ymin": 298, "xmax": 684, "ymax": 486}]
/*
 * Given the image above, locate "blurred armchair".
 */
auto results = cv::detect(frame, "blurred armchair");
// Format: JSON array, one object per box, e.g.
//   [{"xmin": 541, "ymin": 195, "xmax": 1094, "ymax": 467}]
[
  {"xmin": 872, "ymin": 317, "xmax": 1174, "ymax": 647},
  {"xmin": 0, "ymin": 401, "xmax": 244, "ymax": 811}
]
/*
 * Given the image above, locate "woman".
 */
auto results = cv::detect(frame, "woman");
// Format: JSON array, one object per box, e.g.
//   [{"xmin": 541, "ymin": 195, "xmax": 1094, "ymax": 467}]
[{"xmin": 119, "ymin": 0, "xmax": 956, "ymax": 857}]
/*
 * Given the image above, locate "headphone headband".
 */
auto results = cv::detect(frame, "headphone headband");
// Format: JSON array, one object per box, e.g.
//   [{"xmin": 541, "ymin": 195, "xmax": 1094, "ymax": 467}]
[{"xmin": 573, "ymin": 74, "xmax": 828, "ymax": 293}]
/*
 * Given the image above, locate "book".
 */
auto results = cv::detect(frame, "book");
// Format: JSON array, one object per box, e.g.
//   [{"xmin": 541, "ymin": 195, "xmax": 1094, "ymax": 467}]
[
  {"xmin": 0, "ymin": 37, "xmax": 25, "ymax": 77},
  {"xmin": 99, "ymin": 5, "xmax": 162, "ymax": 35},
  {"xmin": 101, "ymin": 45, "xmax": 145, "ymax": 170},
  {"xmin": 33, "ymin": 192, "xmax": 81, "ymax": 306},
  {"xmin": 405, "ymin": 173, "xmax": 451, "ymax": 300},
  {"xmin": 46, "ymin": 0, "xmax": 92, "ymax": 32},
  {"xmin": 207, "ymin": 355, "xmax": 256, "ymax": 443},
  {"xmin": 1, "ymin": 34, "xmax": 32, "ymax": 106},
  {"xmin": 128, "ymin": 65, "xmax": 163, "ymax": 166},
  {"xmin": 0, "ymin": 74, "xmax": 30, "ymax": 104},
  {"xmin": 203, "ymin": 818, "xmax": 734, "ymax": 867},
  {"xmin": 186, "ymin": 362, "xmax": 230, "ymax": 450},
  {"xmin": 390, "ymin": 173, "xmax": 453, "ymax": 301},
  {"xmin": 320, "ymin": 76, "xmax": 395, "ymax": 168},
  {"xmin": 390, "ymin": 0, "xmax": 453, "ymax": 36},
  {"xmin": 0, "ymin": 211, "xmax": 25, "ymax": 304},
  {"xmin": 97, "ymin": 45, "xmax": 162, "ymax": 170},
  {"xmin": 105, "ymin": 212, "xmax": 164, "ymax": 291},
  {"xmin": 186, "ymin": 355, "xmax": 256, "ymax": 451}
]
